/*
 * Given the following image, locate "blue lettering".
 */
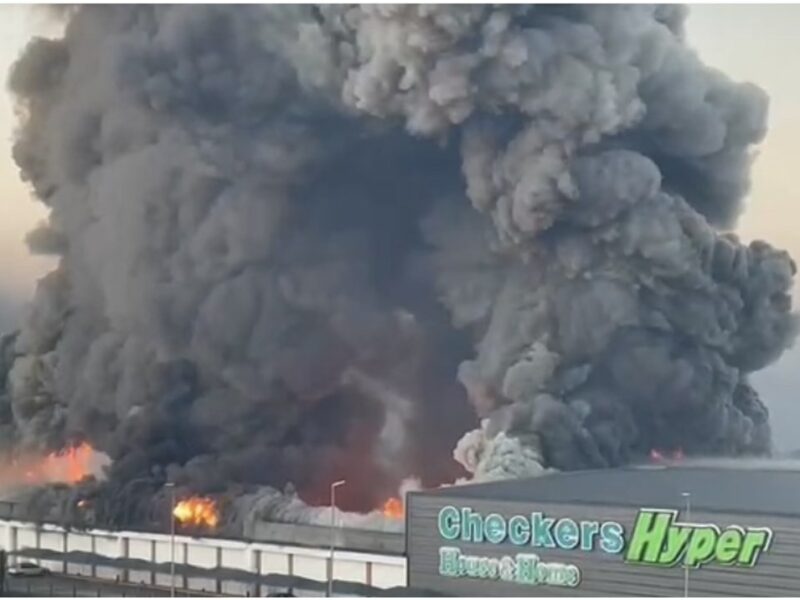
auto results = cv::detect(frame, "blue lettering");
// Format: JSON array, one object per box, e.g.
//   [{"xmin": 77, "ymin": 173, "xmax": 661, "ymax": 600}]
[
  {"xmin": 600, "ymin": 521, "xmax": 625, "ymax": 554},
  {"xmin": 554, "ymin": 518, "xmax": 579, "ymax": 550},
  {"xmin": 509, "ymin": 515, "xmax": 531, "ymax": 545},
  {"xmin": 438, "ymin": 506, "xmax": 460, "ymax": 540},
  {"xmin": 579, "ymin": 521, "xmax": 600, "ymax": 551},
  {"xmin": 462, "ymin": 508, "xmax": 484, "ymax": 542},
  {"xmin": 484, "ymin": 513, "xmax": 507, "ymax": 544},
  {"xmin": 438, "ymin": 506, "xmax": 626, "ymax": 558},
  {"xmin": 531, "ymin": 513, "xmax": 556, "ymax": 548}
]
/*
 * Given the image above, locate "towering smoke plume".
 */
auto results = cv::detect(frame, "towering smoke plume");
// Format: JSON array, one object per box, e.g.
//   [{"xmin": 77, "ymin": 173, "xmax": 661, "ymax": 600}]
[{"xmin": 1, "ymin": 5, "xmax": 796, "ymax": 524}]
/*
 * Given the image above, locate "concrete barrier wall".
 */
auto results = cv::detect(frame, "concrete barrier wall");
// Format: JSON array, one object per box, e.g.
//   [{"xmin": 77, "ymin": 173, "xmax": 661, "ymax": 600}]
[
  {"xmin": 0, "ymin": 518, "xmax": 406, "ymax": 591},
  {"xmin": 251, "ymin": 521, "xmax": 405, "ymax": 555}
]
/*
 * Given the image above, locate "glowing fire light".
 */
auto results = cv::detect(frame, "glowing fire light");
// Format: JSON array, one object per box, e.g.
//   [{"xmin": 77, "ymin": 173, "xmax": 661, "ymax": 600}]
[
  {"xmin": 382, "ymin": 497, "xmax": 404, "ymax": 520},
  {"xmin": 1, "ymin": 442, "xmax": 96, "ymax": 489},
  {"xmin": 54, "ymin": 442, "xmax": 95, "ymax": 484},
  {"xmin": 173, "ymin": 496, "xmax": 220, "ymax": 529}
]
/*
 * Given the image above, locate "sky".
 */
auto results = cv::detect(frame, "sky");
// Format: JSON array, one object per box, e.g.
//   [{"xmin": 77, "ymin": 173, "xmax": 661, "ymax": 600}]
[
  {"xmin": 0, "ymin": 6, "xmax": 57, "ymax": 331},
  {"xmin": 0, "ymin": 5, "xmax": 797, "ymax": 450},
  {"xmin": 685, "ymin": 5, "xmax": 800, "ymax": 452}
]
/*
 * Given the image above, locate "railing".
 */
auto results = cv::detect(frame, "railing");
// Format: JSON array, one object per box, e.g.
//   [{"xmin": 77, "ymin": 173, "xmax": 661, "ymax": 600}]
[
  {"xmin": 0, "ymin": 501, "xmax": 405, "ymax": 555},
  {"xmin": 6, "ymin": 574, "xmax": 207, "ymax": 597}
]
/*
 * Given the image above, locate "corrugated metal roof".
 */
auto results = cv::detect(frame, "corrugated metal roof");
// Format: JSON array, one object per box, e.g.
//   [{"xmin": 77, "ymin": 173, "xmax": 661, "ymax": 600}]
[{"xmin": 417, "ymin": 459, "xmax": 800, "ymax": 517}]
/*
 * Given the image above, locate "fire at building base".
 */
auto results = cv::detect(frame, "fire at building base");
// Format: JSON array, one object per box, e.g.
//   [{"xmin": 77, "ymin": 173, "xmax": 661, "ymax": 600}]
[{"xmin": 2, "ymin": 460, "xmax": 800, "ymax": 597}]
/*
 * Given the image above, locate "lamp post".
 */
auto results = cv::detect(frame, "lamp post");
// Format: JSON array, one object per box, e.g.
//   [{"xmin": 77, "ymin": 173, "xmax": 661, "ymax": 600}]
[
  {"xmin": 682, "ymin": 491, "xmax": 691, "ymax": 597},
  {"xmin": 327, "ymin": 480, "xmax": 346, "ymax": 598},
  {"xmin": 165, "ymin": 482, "xmax": 176, "ymax": 597}
]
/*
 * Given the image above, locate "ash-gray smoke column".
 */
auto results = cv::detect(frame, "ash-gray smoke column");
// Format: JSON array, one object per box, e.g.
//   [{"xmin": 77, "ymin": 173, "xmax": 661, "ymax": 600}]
[{"xmin": 1, "ymin": 4, "xmax": 796, "ymax": 517}]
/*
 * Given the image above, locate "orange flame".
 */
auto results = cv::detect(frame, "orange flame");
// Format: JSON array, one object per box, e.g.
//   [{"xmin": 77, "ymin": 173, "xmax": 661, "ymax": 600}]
[
  {"xmin": 173, "ymin": 496, "xmax": 220, "ymax": 529},
  {"xmin": 53, "ymin": 442, "xmax": 95, "ymax": 484},
  {"xmin": 382, "ymin": 497, "xmax": 404, "ymax": 520},
  {"xmin": 1, "ymin": 442, "xmax": 96, "ymax": 489}
]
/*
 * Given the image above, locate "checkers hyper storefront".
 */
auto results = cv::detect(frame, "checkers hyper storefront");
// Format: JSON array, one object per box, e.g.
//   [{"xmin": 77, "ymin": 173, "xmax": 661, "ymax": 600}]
[{"xmin": 406, "ymin": 462, "xmax": 800, "ymax": 596}]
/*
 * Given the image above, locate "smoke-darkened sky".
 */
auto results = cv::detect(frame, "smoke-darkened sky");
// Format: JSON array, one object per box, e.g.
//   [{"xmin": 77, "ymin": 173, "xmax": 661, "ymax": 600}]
[
  {"xmin": 0, "ymin": 4, "xmax": 798, "ymax": 458},
  {"xmin": 0, "ymin": 6, "xmax": 58, "ymax": 318},
  {"xmin": 686, "ymin": 6, "xmax": 800, "ymax": 452}
]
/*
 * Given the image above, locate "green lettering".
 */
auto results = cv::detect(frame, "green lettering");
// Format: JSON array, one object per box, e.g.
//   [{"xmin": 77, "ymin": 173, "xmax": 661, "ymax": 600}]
[
  {"xmin": 464, "ymin": 554, "xmax": 480, "ymax": 577},
  {"xmin": 715, "ymin": 528, "xmax": 743, "ymax": 565},
  {"xmin": 738, "ymin": 529, "xmax": 771, "ymax": 566},
  {"xmin": 516, "ymin": 554, "xmax": 539, "ymax": 585},
  {"xmin": 659, "ymin": 525, "xmax": 692, "ymax": 565},
  {"xmin": 485, "ymin": 558, "xmax": 499, "ymax": 579},
  {"xmin": 477, "ymin": 557, "xmax": 491, "ymax": 578},
  {"xmin": 439, "ymin": 546, "xmax": 460, "ymax": 576},
  {"xmin": 499, "ymin": 556, "xmax": 515, "ymax": 581},
  {"xmin": 684, "ymin": 526, "xmax": 719, "ymax": 567},
  {"xmin": 626, "ymin": 510, "xmax": 672, "ymax": 563},
  {"xmin": 566, "ymin": 565, "xmax": 581, "ymax": 587}
]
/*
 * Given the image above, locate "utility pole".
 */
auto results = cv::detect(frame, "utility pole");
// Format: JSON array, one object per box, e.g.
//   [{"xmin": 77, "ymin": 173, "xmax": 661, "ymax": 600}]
[
  {"xmin": 165, "ymin": 482, "xmax": 176, "ymax": 597},
  {"xmin": 682, "ymin": 491, "xmax": 691, "ymax": 598},
  {"xmin": 327, "ymin": 480, "xmax": 345, "ymax": 598}
]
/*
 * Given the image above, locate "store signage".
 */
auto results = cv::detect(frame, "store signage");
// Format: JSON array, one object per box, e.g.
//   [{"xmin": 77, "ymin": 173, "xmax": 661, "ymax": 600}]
[
  {"xmin": 435, "ymin": 505, "xmax": 773, "ymax": 587},
  {"xmin": 625, "ymin": 509, "xmax": 772, "ymax": 568},
  {"xmin": 438, "ymin": 546, "xmax": 580, "ymax": 587}
]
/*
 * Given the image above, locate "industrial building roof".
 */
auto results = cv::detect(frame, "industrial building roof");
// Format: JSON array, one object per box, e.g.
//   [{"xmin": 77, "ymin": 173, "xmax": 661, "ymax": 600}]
[{"xmin": 420, "ymin": 458, "xmax": 800, "ymax": 517}]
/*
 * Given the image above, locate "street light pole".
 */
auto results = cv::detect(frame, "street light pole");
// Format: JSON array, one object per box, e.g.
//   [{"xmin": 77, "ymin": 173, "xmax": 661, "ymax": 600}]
[
  {"xmin": 327, "ymin": 480, "xmax": 345, "ymax": 598},
  {"xmin": 165, "ymin": 482, "xmax": 176, "ymax": 598},
  {"xmin": 682, "ymin": 492, "xmax": 691, "ymax": 598}
]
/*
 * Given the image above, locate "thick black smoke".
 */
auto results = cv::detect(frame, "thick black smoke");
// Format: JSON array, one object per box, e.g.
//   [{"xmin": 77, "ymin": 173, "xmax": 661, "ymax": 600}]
[{"xmin": 1, "ymin": 5, "xmax": 796, "ymax": 523}]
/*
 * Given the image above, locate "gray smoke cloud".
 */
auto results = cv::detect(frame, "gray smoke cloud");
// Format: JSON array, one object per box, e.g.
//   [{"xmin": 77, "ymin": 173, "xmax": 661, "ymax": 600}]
[
  {"xmin": 1, "ymin": 4, "xmax": 796, "ymax": 525},
  {"xmin": 0, "ymin": 297, "xmax": 22, "ymax": 336}
]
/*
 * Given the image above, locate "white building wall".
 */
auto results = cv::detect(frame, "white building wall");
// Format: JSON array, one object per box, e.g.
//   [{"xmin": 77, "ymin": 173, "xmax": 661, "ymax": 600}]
[
  {"xmin": 292, "ymin": 554, "xmax": 328, "ymax": 581},
  {"xmin": 154, "ymin": 538, "xmax": 186, "ymax": 564},
  {"xmin": 66, "ymin": 532, "xmax": 92, "ymax": 552},
  {"xmin": 94, "ymin": 535, "xmax": 120, "ymax": 557},
  {"xmin": 219, "ymin": 547, "xmax": 246, "ymax": 569},
  {"xmin": 371, "ymin": 561, "xmax": 406, "ymax": 588},
  {"xmin": 186, "ymin": 543, "xmax": 218, "ymax": 569},
  {"xmin": 128, "ymin": 538, "xmax": 153, "ymax": 560},
  {"xmin": 261, "ymin": 549, "xmax": 290, "ymax": 575},
  {"xmin": 333, "ymin": 558, "xmax": 367, "ymax": 583},
  {"xmin": 0, "ymin": 519, "xmax": 407, "ymax": 591},
  {"xmin": 39, "ymin": 531, "xmax": 64, "ymax": 552},
  {"xmin": 16, "ymin": 528, "xmax": 36, "ymax": 550}
]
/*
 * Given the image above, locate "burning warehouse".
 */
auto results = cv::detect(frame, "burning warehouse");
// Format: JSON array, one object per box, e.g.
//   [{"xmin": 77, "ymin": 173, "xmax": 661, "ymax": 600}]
[{"xmin": 0, "ymin": 2, "xmax": 796, "ymax": 548}]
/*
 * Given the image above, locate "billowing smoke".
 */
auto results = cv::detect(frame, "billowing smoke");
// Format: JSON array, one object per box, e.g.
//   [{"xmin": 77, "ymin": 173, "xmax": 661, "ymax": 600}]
[{"xmin": 1, "ymin": 4, "xmax": 796, "ymax": 526}]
